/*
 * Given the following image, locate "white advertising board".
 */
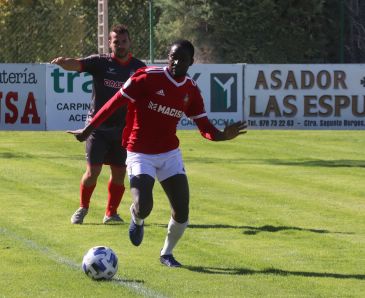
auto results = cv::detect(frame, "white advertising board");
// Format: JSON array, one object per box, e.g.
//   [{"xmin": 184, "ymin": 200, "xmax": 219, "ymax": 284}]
[
  {"xmin": 0, "ymin": 64, "xmax": 46, "ymax": 130},
  {"xmin": 180, "ymin": 64, "xmax": 244, "ymax": 129},
  {"xmin": 245, "ymin": 64, "xmax": 365, "ymax": 129},
  {"xmin": 46, "ymin": 64, "xmax": 92, "ymax": 130},
  {"xmin": 45, "ymin": 64, "xmax": 243, "ymax": 131}
]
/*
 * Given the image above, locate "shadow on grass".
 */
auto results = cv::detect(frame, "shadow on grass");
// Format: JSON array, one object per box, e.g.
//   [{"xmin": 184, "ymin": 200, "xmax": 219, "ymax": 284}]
[
  {"xmin": 0, "ymin": 152, "xmax": 33, "ymax": 159},
  {"xmin": 0, "ymin": 151, "xmax": 81, "ymax": 160},
  {"xmin": 2, "ymin": 151, "xmax": 363, "ymax": 168},
  {"xmin": 184, "ymin": 224, "xmax": 353, "ymax": 235},
  {"xmin": 84, "ymin": 223, "xmax": 352, "ymax": 235},
  {"xmin": 184, "ymin": 265, "xmax": 365, "ymax": 280},
  {"xmin": 265, "ymin": 159, "xmax": 365, "ymax": 168},
  {"xmin": 81, "ymin": 223, "xmax": 124, "ymax": 226},
  {"xmin": 184, "ymin": 157, "xmax": 365, "ymax": 168}
]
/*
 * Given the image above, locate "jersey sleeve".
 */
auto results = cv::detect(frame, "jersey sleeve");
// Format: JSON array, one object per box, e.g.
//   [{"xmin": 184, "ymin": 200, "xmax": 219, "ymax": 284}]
[
  {"xmin": 185, "ymin": 83, "xmax": 220, "ymax": 141},
  {"xmin": 136, "ymin": 59, "xmax": 147, "ymax": 69},
  {"xmin": 89, "ymin": 68, "xmax": 147, "ymax": 128},
  {"xmin": 89, "ymin": 91, "xmax": 129, "ymax": 128},
  {"xmin": 119, "ymin": 67, "xmax": 147, "ymax": 102},
  {"xmin": 78, "ymin": 54, "xmax": 100, "ymax": 74}
]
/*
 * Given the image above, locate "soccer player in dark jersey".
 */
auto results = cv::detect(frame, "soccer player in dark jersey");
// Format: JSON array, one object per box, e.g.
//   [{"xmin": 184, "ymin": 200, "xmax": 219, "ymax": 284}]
[
  {"xmin": 51, "ymin": 24, "xmax": 146, "ymax": 224},
  {"xmin": 68, "ymin": 39, "xmax": 247, "ymax": 267}
]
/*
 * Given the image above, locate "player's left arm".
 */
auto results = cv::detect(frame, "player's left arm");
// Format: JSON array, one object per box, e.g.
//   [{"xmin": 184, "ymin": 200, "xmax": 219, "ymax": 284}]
[
  {"xmin": 214, "ymin": 120, "xmax": 247, "ymax": 141},
  {"xmin": 194, "ymin": 117, "xmax": 247, "ymax": 141},
  {"xmin": 187, "ymin": 84, "xmax": 247, "ymax": 141}
]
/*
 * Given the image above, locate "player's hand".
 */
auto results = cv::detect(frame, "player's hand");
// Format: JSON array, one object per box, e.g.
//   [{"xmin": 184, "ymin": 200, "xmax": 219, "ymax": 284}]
[
  {"xmin": 221, "ymin": 120, "xmax": 247, "ymax": 140},
  {"xmin": 50, "ymin": 57, "xmax": 81, "ymax": 71},
  {"xmin": 67, "ymin": 124, "xmax": 94, "ymax": 142},
  {"xmin": 50, "ymin": 57, "xmax": 66, "ymax": 65}
]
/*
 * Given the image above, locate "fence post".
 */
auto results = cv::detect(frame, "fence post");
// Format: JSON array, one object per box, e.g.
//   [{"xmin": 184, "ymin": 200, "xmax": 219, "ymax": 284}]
[
  {"xmin": 149, "ymin": 0, "xmax": 155, "ymax": 63},
  {"xmin": 98, "ymin": 0, "xmax": 109, "ymax": 54},
  {"xmin": 339, "ymin": 0, "xmax": 344, "ymax": 63}
]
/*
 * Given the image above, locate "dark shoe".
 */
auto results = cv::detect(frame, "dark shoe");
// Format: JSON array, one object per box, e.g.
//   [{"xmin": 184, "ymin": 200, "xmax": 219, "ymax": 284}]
[
  {"xmin": 129, "ymin": 219, "xmax": 144, "ymax": 246},
  {"xmin": 160, "ymin": 254, "xmax": 182, "ymax": 267},
  {"xmin": 103, "ymin": 214, "xmax": 124, "ymax": 224},
  {"xmin": 71, "ymin": 207, "xmax": 88, "ymax": 224}
]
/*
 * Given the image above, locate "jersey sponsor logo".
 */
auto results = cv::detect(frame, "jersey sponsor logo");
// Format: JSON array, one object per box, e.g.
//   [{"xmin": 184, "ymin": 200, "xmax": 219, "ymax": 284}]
[
  {"xmin": 104, "ymin": 79, "xmax": 124, "ymax": 89},
  {"xmin": 107, "ymin": 67, "xmax": 117, "ymax": 74},
  {"xmin": 148, "ymin": 101, "xmax": 158, "ymax": 110},
  {"xmin": 183, "ymin": 94, "xmax": 189, "ymax": 104},
  {"xmin": 147, "ymin": 100, "xmax": 183, "ymax": 118},
  {"xmin": 155, "ymin": 89, "xmax": 165, "ymax": 96},
  {"xmin": 211, "ymin": 73, "xmax": 237, "ymax": 112}
]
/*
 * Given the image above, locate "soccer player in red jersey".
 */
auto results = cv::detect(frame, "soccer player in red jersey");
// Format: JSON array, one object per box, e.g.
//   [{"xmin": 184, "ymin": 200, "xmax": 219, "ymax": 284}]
[
  {"xmin": 51, "ymin": 24, "xmax": 146, "ymax": 224},
  {"xmin": 69, "ymin": 39, "xmax": 247, "ymax": 267}
]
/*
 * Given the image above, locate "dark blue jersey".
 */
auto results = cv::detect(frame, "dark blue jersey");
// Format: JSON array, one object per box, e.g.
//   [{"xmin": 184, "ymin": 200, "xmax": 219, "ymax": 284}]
[{"xmin": 79, "ymin": 53, "xmax": 146, "ymax": 128}]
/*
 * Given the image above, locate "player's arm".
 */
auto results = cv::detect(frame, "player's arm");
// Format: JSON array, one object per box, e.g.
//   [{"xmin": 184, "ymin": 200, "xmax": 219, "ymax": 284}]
[
  {"xmin": 216, "ymin": 120, "xmax": 247, "ymax": 140},
  {"xmin": 67, "ymin": 91, "xmax": 129, "ymax": 141},
  {"xmin": 50, "ymin": 57, "xmax": 82, "ymax": 72},
  {"xmin": 194, "ymin": 117, "xmax": 247, "ymax": 141},
  {"xmin": 68, "ymin": 68, "xmax": 145, "ymax": 142},
  {"xmin": 187, "ymin": 85, "xmax": 247, "ymax": 141}
]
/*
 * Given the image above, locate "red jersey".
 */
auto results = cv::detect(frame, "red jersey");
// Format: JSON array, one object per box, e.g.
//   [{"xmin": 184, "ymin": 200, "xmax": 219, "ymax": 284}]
[{"xmin": 90, "ymin": 66, "xmax": 220, "ymax": 154}]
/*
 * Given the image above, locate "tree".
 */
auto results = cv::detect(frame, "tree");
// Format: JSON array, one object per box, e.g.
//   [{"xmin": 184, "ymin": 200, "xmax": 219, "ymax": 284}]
[
  {"xmin": 345, "ymin": 0, "xmax": 365, "ymax": 62},
  {"xmin": 0, "ymin": 0, "xmax": 151, "ymax": 63},
  {"xmin": 154, "ymin": 0, "xmax": 216, "ymax": 62},
  {"xmin": 0, "ymin": 0, "xmax": 92, "ymax": 62},
  {"xmin": 154, "ymin": 0, "xmax": 336, "ymax": 63}
]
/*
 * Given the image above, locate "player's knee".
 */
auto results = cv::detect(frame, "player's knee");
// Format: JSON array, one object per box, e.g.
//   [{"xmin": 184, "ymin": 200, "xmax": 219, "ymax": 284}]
[
  {"xmin": 172, "ymin": 209, "xmax": 189, "ymax": 223},
  {"xmin": 84, "ymin": 166, "xmax": 102, "ymax": 180},
  {"xmin": 82, "ymin": 172, "xmax": 98, "ymax": 184}
]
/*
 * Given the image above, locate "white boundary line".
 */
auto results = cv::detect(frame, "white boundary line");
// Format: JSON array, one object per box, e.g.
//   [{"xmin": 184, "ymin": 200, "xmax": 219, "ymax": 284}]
[{"xmin": 0, "ymin": 227, "xmax": 167, "ymax": 298}]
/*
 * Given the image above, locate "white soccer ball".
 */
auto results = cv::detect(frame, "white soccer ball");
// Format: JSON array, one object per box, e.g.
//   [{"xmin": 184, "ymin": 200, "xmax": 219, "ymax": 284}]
[{"xmin": 82, "ymin": 246, "xmax": 118, "ymax": 280}]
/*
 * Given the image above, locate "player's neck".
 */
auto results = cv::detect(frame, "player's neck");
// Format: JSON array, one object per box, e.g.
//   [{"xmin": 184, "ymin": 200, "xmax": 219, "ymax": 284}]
[
  {"xmin": 112, "ymin": 52, "xmax": 132, "ymax": 65},
  {"xmin": 166, "ymin": 67, "xmax": 186, "ymax": 82}
]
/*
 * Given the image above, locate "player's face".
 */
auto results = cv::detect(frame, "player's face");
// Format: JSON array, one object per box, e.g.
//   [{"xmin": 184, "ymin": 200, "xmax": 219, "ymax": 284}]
[
  {"xmin": 168, "ymin": 45, "xmax": 193, "ymax": 78},
  {"xmin": 109, "ymin": 32, "xmax": 131, "ymax": 60}
]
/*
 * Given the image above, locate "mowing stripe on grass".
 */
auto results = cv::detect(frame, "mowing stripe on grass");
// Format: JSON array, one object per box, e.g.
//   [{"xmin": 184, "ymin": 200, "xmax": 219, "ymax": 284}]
[{"xmin": 0, "ymin": 227, "xmax": 167, "ymax": 298}]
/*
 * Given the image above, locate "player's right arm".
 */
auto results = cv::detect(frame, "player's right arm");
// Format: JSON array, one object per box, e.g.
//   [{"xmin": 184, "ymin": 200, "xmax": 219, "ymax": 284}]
[
  {"xmin": 50, "ymin": 57, "xmax": 82, "ymax": 72},
  {"xmin": 68, "ymin": 69, "xmax": 146, "ymax": 142},
  {"xmin": 67, "ymin": 90, "xmax": 129, "ymax": 141}
]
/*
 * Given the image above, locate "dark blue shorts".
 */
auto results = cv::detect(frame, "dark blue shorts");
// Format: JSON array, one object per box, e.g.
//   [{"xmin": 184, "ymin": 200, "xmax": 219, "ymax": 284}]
[{"xmin": 85, "ymin": 127, "xmax": 126, "ymax": 167}]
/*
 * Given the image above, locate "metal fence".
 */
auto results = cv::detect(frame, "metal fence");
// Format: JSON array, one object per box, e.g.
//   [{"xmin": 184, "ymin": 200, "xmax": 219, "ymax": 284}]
[{"xmin": 0, "ymin": 1, "xmax": 151, "ymax": 63}]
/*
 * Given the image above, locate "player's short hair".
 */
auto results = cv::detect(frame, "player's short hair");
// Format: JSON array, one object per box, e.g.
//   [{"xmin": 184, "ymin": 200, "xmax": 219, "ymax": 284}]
[
  {"xmin": 110, "ymin": 24, "xmax": 130, "ymax": 40},
  {"xmin": 171, "ymin": 39, "xmax": 195, "ymax": 59}
]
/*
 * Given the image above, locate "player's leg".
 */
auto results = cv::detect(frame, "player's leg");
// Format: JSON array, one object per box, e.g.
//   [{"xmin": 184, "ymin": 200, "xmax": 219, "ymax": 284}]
[
  {"xmin": 130, "ymin": 174, "xmax": 155, "ymax": 219},
  {"xmin": 128, "ymin": 174, "xmax": 155, "ymax": 246},
  {"xmin": 103, "ymin": 128, "xmax": 127, "ymax": 224},
  {"xmin": 159, "ymin": 174, "xmax": 189, "ymax": 267},
  {"xmin": 71, "ymin": 163, "xmax": 102, "ymax": 224},
  {"xmin": 126, "ymin": 150, "xmax": 157, "ymax": 246},
  {"xmin": 103, "ymin": 165, "xmax": 126, "ymax": 223},
  {"xmin": 80, "ymin": 163, "xmax": 102, "ymax": 210},
  {"xmin": 71, "ymin": 130, "xmax": 106, "ymax": 224},
  {"xmin": 156, "ymin": 149, "xmax": 188, "ymax": 267}
]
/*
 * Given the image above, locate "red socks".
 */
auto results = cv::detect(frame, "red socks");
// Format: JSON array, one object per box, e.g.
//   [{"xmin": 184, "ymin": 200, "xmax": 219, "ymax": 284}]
[
  {"xmin": 80, "ymin": 182, "xmax": 125, "ymax": 216},
  {"xmin": 80, "ymin": 183, "xmax": 96, "ymax": 208},
  {"xmin": 106, "ymin": 182, "xmax": 125, "ymax": 216}
]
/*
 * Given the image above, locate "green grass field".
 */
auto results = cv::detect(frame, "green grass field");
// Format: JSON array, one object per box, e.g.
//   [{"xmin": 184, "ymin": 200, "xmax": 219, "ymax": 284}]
[{"xmin": 0, "ymin": 130, "xmax": 364, "ymax": 297}]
